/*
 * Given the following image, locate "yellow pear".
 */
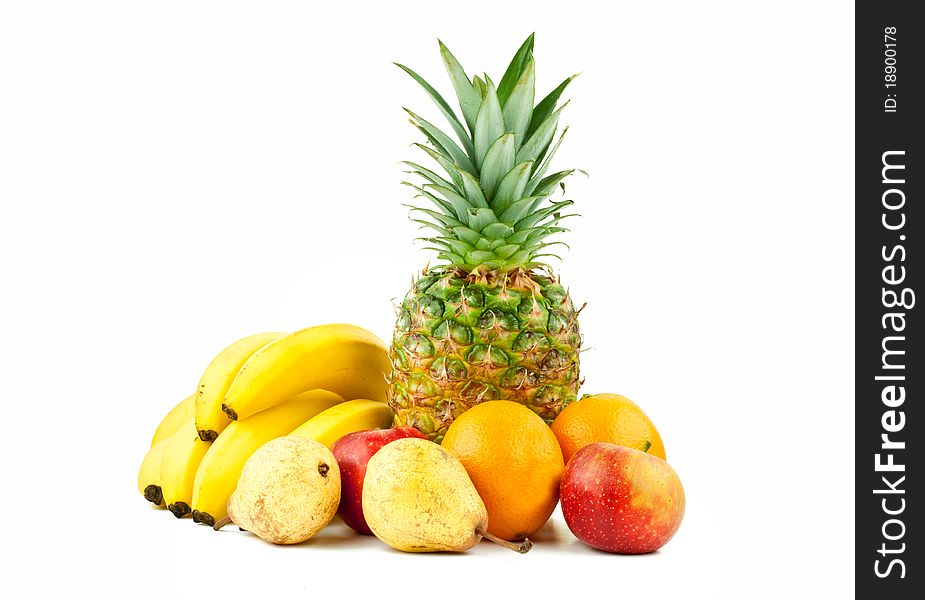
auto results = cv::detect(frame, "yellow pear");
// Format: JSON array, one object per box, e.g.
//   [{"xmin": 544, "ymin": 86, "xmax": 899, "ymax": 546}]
[
  {"xmin": 214, "ymin": 436, "xmax": 340, "ymax": 544},
  {"xmin": 362, "ymin": 438, "xmax": 531, "ymax": 553}
]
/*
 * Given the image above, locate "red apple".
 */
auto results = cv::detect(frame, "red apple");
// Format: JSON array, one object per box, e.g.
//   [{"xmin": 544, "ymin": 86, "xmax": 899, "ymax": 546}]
[
  {"xmin": 560, "ymin": 442, "xmax": 685, "ymax": 553},
  {"xmin": 331, "ymin": 426, "xmax": 426, "ymax": 534}
]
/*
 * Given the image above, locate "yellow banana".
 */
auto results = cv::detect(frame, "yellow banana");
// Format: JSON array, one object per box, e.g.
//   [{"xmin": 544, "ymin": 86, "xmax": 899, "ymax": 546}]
[
  {"xmin": 221, "ymin": 324, "xmax": 390, "ymax": 422},
  {"xmin": 160, "ymin": 417, "xmax": 211, "ymax": 518},
  {"xmin": 195, "ymin": 331, "xmax": 287, "ymax": 441},
  {"xmin": 151, "ymin": 394, "xmax": 196, "ymax": 447},
  {"xmin": 289, "ymin": 399, "xmax": 394, "ymax": 448},
  {"xmin": 191, "ymin": 389, "xmax": 345, "ymax": 526},
  {"xmin": 138, "ymin": 439, "xmax": 170, "ymax": 507}
]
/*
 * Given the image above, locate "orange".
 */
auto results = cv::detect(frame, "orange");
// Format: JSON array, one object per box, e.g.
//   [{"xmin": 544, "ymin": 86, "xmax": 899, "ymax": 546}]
[
  {"xmin": 551, "ymin": 393, "xmax": 666, "ymax": 464},
  {"xmin": 441, "ymin": 401, "xmax": 564, "ymax": 541}
]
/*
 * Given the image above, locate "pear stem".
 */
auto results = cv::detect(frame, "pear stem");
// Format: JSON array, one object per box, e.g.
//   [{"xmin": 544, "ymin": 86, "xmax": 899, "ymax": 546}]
[
  {"xmin": 477, "ymin": 527, "xmax": 533, "ymax": 554},
  {"xmin": 213, "ymin": 515, "xmax": 233, "ymax": 531}
]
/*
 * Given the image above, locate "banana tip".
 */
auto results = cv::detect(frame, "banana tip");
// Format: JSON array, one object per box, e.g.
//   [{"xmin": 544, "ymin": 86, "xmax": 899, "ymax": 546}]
[
  {"xmin": 221, "ymin": 404, "xmax": 238, "ymax": 420},
  {"xmin": 143, "ymin": 485, "xmax": 163, "ymax": 506},
  {"xmin": 196, "ymin": 511, "xmax": 216, "ymax": 527}
]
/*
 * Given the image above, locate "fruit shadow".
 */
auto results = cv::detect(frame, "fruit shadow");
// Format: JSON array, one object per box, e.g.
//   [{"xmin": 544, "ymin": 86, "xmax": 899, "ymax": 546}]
[
  {"xmin": 211, "ymin": 516, "xmax": 660, "ymax": 556},
  {"xmin": 208, "ymin": 520, "xmax": 376, "ymax": 550},
  {"xmin": 297, "ymin": 519, "xmax": 479, "ymax": 554},
  {"xmin": 529, "ymin": 517, "xmax": 562, "ymax": 543},
  {"xmin": 528, "ymin": 519, "xmax": 663, "ymax": 556}
]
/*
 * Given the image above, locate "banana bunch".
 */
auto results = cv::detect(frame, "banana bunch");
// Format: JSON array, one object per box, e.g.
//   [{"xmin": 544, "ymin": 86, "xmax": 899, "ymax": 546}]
[
  {"xmin": 137, "ymin": 324, "xmax": 395, "ymax": 525},
  {"xmin": 191, "ymin": 389, "xmax": 345, "ymax": 526}
]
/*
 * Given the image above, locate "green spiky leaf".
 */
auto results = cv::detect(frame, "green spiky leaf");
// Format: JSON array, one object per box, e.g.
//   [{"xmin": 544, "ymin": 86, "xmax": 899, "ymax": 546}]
[
  {"xmin": 465, "ymin": 250, "xmax": 499, "ymax": 265},
  {"xmin": 479, "ymin": 133, "xmax": 516, "ymax": 200},
  {"xmin": 530, "ymin": 251, "xmax": 564, "ymax": 262},
  {"xmin": 414, "ymin": 144, "xmax": 464, "ymax": 189},
  {"xmin": 472, "ymin": 74, "xmax": 486, "ymax": 98},
  {"xmin": 514, "ymin": 200, "xmax": 575, "ymax": 230},
  {"xmin": 398, "ymin": 37, "xmax": 581, "ymax": 271},
  {"xmin": 505, "ymin": 229, "xmax": 531, "ymax": 245},
  {"xmin": 439, "ymin": 40, "xmax": 481, "ymax": 134},
  {"xmin": 402, "ymin": 182, "xmax": 458, "ymax": 219},
  {"xmin": 502, "ymin": 58, "xmax": 535, "ymax": 147},
  {"xmin": 505, "ymin": 251, "xmax": 531, "ymax": 265},
  {"xmin": 426, "ymin": 184, "xmax": 472, "ymax": 220},
  {"xmin": 452, "ymin": 226, "xmax": 483, "ymax": 245},
  {"xmin": 492, "ymin": 162, "xmax": 533, "ymax": 214},
  {"xmin": 525, "ymin": 127, "xmax": 567, "ymax": 195},
  {"xmin": 407, "ymin": 206, "xmax": 465, "ymax": 228},
  {"xmin": 493, "ymin": 244, "xmax": 521, "ymax": 259},
  {"xmin": 436, "ymin": 237, "xmax": 475, "ymax": 256},
  {"xmin": 412, "ymin": 219, "xmax": 452, "ymax": 236},
  {"xmin": 467, "ymin": 207, "xmax": 499, "ymax": 230},
  {"xmin": 481, "ymin": 222, "xmax": 515, "ymax": 239},
  {"xmin": 517, "ymin": 102, "xmax": 566, "ymax": 164},
  {"xmin": 498, "ymin": 194, "xmax": 544, "ymax": 224},
  {"xmin": 497, "ymin": 34, "xmax": 535, "ymax": 107},
  {"xmin": 524, "ymin": 225, "xmax": 569, "ymax": 244},
  {"xmin": 473, "ymin": 80, "xmax": 505, "ymax": 169},
  {"xmin": 437, "ymin": 251, "xmax": 465, "ymax": 264},
  {"xmin": 458, "ymin": 169, "xmax": 489, "ymax": 208},
  {"xmin": 395, "ymin": 63, "xmax": 475, "ymax": 159},
  {"xmin": 528, "ymin": 73, "xmax": 577, "ymax": 137},
  {"xmin": 402, "ymin": 161, "xmax": 457, "ymax": 191},
  {"xmin": 406, "ymin": 109, "xmax": 476, "ymax": 173},
  {"xmin": 532, "ymin": 169, "xmax": 576, "ymax": 198}
]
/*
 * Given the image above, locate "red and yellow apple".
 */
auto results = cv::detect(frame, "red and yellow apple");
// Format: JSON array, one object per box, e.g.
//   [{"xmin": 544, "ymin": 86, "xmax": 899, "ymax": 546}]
[
  {"xmin": 560, "ymin": 442, "xmax": 685, "ymax": 553},
  {"xmin": 331, "ymin": 427, "xmax": 426, "ymax": 534}
]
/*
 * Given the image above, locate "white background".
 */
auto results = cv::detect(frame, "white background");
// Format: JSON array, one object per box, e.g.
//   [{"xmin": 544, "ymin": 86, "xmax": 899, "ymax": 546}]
[{"xmin": 1, "ymin": 1, "xmax": 854, "ymax": 598}]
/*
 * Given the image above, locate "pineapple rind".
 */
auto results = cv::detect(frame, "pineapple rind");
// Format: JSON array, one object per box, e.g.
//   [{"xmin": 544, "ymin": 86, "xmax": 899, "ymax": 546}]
[{"xmin": 389, "ymin": 267, "xmax": 581, "ymax": 441}]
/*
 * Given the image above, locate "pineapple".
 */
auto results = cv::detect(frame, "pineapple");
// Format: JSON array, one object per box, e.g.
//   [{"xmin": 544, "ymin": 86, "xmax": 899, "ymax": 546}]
[{"xmin": 390, "ymin": 34, "xmax": 582, "ymax": 441}]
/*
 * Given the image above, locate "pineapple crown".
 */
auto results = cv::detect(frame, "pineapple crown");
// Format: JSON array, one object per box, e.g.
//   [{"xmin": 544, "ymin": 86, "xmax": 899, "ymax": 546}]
[{"xmin": 397, "ymin": 33, "xmax": 580, "ymax": 274}]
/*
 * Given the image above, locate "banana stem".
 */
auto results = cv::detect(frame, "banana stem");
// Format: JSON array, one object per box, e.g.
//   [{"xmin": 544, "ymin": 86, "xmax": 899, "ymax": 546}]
[
  {"xmin": 213, "ymin": 515, "xmax": 233, "ymax": 531},
  {"xmin": 476, "ymin": 528, "xmax": 533, "ymax": 554}
]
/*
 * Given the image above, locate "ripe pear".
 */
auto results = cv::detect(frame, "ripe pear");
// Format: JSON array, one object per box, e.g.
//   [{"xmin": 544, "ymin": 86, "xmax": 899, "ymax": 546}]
[
  {"xmin": 362, "ymin": 438, "xmax": 531, "ymax": 553},
  {"xmin": 214, "ymin": 436, "xmax": 340, "ymax": 544}
]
